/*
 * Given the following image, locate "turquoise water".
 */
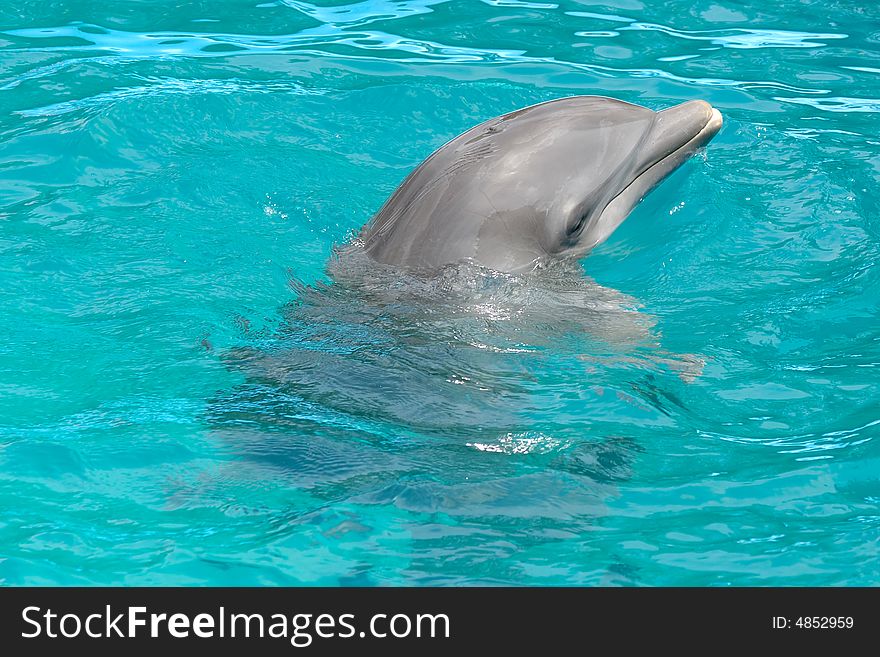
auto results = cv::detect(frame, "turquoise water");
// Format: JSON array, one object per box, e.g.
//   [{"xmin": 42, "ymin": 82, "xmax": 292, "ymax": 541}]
[{"xmin": 1, "ymin": 0, "xmax": 879, "ymax": 586}]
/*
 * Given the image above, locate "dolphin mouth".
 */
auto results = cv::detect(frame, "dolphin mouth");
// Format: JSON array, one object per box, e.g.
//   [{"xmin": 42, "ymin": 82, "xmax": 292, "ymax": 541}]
[
  {"xmin": 632, "ymin": 101, "xmax": 723, "ymax": 191},
  {"xmin": 606, "ymin": 102, "xmax": 722, "ymax": 220},
  {"xmin": 579, "ymin": 101, "xmax": 722, "ymax": 253},
  {"xmin": 676, "ymin": 104, "xmax": 723, "ymax": 154}
]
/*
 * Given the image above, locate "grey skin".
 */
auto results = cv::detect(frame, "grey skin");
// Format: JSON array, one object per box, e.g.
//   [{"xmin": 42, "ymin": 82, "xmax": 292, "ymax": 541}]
[{"xmin": 360, "ymin": 95, "xmax": 722, "ymax": 273}]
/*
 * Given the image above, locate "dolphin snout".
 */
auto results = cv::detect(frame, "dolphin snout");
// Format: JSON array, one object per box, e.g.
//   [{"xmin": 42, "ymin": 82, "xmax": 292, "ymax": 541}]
[
  {"xmin": 687, "ymin": 100, "xmax": 723, "ymax": 142},
  {"xmin": 655, "ymin": 100, "xmax": 723, "ymax": 153}
]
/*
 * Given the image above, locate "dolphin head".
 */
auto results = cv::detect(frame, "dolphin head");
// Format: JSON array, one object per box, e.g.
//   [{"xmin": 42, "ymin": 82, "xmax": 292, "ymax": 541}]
[
  {"xmin": 540, "ymin": 97, "xmax": 723, "ymax": 261},
  {"xmin": 361, "ymin": 95, "xmax": 723, "ymax": 273}
]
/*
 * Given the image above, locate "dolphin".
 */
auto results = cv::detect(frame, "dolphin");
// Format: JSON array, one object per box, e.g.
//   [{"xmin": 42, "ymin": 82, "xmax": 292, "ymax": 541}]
[
  {"xmin": 358, "ymin": 96, "xmax": 722, "ymax": 273},
  {"xmin": 210, "ymin": 99, "xmax": 719, "ymax": 577}
]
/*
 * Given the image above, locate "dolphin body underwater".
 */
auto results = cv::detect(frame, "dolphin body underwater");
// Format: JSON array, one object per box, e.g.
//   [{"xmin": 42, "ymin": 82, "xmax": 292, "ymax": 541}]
[{"xmin": 358, "ymin": 95, "xmax": 722, "ymax": 274}]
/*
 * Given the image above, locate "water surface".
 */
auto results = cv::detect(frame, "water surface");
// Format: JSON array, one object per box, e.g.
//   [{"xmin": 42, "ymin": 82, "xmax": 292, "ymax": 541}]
[{"xmin": 1, "ymin": 0, "xmax": 879, "ymax": 585}]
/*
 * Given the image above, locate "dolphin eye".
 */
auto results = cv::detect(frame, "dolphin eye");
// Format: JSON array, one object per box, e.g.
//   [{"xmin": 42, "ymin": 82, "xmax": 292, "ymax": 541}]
[{"xmin": 568, "ymin": 213, "xmax": 589, "ymax": 237}]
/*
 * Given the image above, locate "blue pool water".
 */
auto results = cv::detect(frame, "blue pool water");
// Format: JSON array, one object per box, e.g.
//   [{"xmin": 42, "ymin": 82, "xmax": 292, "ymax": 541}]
[{"xmin": 1, "ymin": 1, "xmax": 878, "ymax": 586}]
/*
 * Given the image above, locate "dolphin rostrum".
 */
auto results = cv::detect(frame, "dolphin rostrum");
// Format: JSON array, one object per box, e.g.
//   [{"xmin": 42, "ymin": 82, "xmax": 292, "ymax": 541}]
[{"xmin": 358, "ymin": 96, "xmax": 722, "ymax": 274}]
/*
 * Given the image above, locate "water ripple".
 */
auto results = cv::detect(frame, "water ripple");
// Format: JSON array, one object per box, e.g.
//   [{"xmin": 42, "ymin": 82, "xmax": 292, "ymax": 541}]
[
  {"xmin": 622, "ymin": 23, "xmax": 848, "ymax": 49},
  {"xmin": 776, "ymin": 95, "xmax": 880, "ymax": 113},
  {"xmin": 2, "ymin": 21, "xmax": 833, "ymax": 104},
  {"xmin": 278, "ymin": 0, "xmax": 446, "ymax": 28},
  {"xmin": 16, "ymin": 77, "xmax": 324, "ymax": 117}
]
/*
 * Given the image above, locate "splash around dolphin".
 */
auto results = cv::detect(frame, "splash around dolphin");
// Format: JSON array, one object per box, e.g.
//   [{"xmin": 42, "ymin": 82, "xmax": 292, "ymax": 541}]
[{"xmin": 357, "ymin": 96, "xmax": 722, "ymax": 274}]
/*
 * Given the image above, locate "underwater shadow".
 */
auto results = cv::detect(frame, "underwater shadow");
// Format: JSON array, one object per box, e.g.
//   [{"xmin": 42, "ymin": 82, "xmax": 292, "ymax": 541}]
[{"xmin": 199, "ymin": 245, "xmax": 700, "ymax": 583}]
